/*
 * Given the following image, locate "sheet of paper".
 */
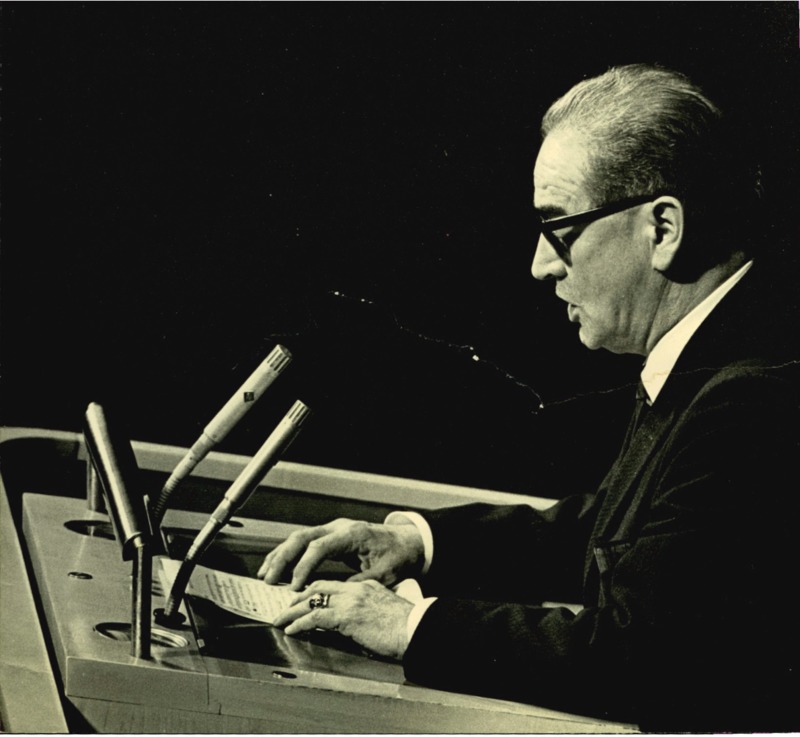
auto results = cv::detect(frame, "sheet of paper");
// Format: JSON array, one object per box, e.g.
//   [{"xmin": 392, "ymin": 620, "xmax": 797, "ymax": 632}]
[{"xmin": 158, "ymin": 557, "xmax": 295, "ymax": 624}]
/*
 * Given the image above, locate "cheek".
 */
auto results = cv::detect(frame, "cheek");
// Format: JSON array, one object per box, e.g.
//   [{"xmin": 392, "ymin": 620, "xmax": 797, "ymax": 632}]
[
  {"xmin": 577, "ymin": 250, "xmax": 643, "ymax": 314},
  {"xmin": 573, "ymin": 275, "xmax": 637, "ymax": 342}
]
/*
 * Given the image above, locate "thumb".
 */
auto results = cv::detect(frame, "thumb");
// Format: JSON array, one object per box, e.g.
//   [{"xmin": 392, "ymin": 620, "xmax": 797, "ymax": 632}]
[{"xmin": 348, "ymin": 569, "xmax": 395, "ymax": 585}]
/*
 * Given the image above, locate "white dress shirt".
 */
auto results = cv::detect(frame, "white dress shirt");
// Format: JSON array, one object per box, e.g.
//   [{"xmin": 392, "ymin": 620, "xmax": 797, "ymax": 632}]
[
  {"xmin": 388, "ymin": 260, "xmax": 753, "ymax": 643},
  {"xmin": 640, "ymin": 260, "xmax": 752, "ymax": 403}
]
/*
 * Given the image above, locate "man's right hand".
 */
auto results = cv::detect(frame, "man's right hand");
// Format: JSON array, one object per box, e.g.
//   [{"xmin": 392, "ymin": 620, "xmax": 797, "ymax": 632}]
[{"xmin": 257, "ymin": 517, "xmax": 425, "ymax": 591}]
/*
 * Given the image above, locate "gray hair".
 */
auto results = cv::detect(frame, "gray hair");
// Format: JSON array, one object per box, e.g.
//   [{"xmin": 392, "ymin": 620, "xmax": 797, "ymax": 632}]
[
  {"xmin": 542, "ymin": 64, "xmax": 722, "ymax": 206},
  {"xmin": 542, "ymin": 64, "xmax": 761, "ymax": 272}
]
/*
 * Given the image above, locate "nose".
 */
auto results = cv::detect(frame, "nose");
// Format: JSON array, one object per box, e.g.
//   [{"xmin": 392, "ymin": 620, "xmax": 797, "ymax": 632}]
[{"xmin": 531, "ymin": 234, "xmax": 567, "ymax": 281}]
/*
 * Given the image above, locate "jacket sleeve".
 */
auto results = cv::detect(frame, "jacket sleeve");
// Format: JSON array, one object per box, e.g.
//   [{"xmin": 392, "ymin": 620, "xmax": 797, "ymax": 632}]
[
  {"xmin": 419, "ymin": 492, "xmax": 598, "ymax": 604},
  {"xmin": 403, "ymin": 367, "xmax": 800, "ymax": 730}
]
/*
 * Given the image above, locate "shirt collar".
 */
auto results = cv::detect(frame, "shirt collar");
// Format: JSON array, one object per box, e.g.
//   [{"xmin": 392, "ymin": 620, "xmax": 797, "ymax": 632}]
[{"xmin": 641, "ymin": 260, "xmax": 753, "ymax": 405}]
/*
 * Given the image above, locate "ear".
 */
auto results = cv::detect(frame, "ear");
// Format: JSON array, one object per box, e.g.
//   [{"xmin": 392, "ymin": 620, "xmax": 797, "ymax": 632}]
[{"xmin": 648, "ymin": 196, "xmax": 684, "ymax": 272}]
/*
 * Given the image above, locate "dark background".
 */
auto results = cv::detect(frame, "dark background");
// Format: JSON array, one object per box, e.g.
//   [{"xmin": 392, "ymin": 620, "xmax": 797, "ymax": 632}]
[{"xmin": 2, "ymin": 3, "xmax": 799, "ymax": 496}]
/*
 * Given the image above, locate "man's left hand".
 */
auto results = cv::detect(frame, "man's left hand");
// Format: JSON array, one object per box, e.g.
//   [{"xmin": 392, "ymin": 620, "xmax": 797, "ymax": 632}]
[{"xmin": 272, "ymin": 579, "xmax": 414, "ymax": 660}]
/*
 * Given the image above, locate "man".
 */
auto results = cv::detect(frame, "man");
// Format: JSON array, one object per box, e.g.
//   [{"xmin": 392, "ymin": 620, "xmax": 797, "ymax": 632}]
[{"xmin": 260, "ymin": 65, "xmax": 800, "ymax": 731}]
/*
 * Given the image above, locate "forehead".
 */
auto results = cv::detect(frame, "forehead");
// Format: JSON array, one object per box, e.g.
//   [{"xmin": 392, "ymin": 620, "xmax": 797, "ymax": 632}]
[{"xmin": 533, "ymin": 131, "xmax": 593, "ymax": 215}]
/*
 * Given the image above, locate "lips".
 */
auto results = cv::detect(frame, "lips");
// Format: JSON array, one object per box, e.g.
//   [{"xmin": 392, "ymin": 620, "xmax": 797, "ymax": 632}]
[
  {"xmin": 555, "ymin": 290, "xmax": 579, "ymax": 322},
  {"xmin": 567, "ymin": 303, "xmax": 579, "ymax": 322}
]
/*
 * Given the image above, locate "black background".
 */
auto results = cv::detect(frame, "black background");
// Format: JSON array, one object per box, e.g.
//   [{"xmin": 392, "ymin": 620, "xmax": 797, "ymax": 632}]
[{"xmin": 2, "ymin": 3, "xmax": 799, "ymax": 495}]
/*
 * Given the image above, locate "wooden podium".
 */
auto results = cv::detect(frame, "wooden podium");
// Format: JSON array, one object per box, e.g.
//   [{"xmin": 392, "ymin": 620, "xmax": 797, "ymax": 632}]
[{"xmin": 1, "ymin": 427, "xmax": 636, "ymax": 733}]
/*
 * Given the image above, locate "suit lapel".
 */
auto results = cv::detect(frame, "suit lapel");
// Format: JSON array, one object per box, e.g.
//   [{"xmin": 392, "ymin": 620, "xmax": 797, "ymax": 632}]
[
  {"xmin": 583, "ymin": 397, "xmax": 680, "ymax": 587},
  {"xmin": 580, "ymin": 262, "xmax": 789, "ymax": 593}
]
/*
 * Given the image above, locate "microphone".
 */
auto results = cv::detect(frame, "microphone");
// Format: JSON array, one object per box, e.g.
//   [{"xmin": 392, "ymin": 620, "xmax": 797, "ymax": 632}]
[
  {"xmin": 151, "ymin": 344, "xmax": 292, "ymax": 523},
  {"xmin": 156, "ymin": 399, "xmax": 311, "ymax": 625},
  {"xmin": 84, "ymin": 402, "xmax": 152, "ymax": 559},
  {"xmin": 84, "ymin": 402, "xmax": 153, "ymax": 659}
]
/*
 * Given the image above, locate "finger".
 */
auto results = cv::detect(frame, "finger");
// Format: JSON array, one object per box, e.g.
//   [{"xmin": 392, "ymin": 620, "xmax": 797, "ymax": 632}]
[
  {"xmin": 348, "ymin": 569, "xmax": 393, "ymax": 585},
  {"xmin": 258, "ymin": 525, "xmax": 336, "ymax": 583},
  {"xmin": 275, "ymin": 587, "xmax": 339, "ymax": 630},
  {"xmin": 288, "ymin": 579, "xmax": 344, "ymax": 605},
  {"xmin": 289, "ymin": 531, "xmax": 356, "ymax": 590},
  {"xmin": 276, "ymin": 580, "xmax": 344, "ymax": 626},
  {"xmin": 258, "ymin": 528, "xmax": 321, "ymax": 582},
  {"xmin": 259, "ymin": 518, "xmax": 358, "ymax": 582},
  {"xmin": 272, "ymin": 597, "xmax": 316, "ymax": 628},
  {"xmin": 260, "ymin": 550, "xmax": 300, "ymax": 584},
  {"xmin": 257, "ymin": 549, "xmax": 278, "ymax": 580},
  {"xmin": 284, "ymin": 607, "xmax": 338, "ymax": 637}
]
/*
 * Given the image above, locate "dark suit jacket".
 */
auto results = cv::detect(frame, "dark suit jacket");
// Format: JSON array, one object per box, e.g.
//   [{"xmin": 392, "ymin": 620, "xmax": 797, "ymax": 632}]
[{"xmin": 403, "ymin": 264, "xmax": 800, "ymax": 732}]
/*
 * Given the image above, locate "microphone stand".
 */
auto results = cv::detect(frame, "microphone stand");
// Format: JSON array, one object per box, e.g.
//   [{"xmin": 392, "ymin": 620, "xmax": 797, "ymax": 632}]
[
  {"xmin": 84, "ymin": 402, "xmax": 154, "ymax": 659},
  {"xmin": 151, "ymin": 344, "xmax": 292, "ymax": 525},
  {"xmin": 156, "ymin": 400, "xmax": 311, "ymax": 628}
]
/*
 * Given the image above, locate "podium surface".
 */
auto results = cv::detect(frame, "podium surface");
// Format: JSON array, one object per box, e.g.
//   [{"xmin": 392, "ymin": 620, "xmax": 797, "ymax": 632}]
[{"xmin": 1, "ymin": 427, "xmax": 637, "ymax": 733}]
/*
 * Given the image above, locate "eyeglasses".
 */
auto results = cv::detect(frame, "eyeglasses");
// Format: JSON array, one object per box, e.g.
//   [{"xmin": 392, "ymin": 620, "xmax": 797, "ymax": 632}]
[{"xmin": 538, "ymin": 193, "xmax": 659, "ymax": 263}]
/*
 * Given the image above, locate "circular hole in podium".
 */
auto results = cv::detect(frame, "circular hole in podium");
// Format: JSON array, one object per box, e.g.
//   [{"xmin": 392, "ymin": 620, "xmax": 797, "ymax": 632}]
[
  {"xmin": 64, "ymin": 519, "xmax": 115, "ymax": 540},
  {"xmin": 94, "ymin": 622, "xmax": 189, "ymax": 648}
]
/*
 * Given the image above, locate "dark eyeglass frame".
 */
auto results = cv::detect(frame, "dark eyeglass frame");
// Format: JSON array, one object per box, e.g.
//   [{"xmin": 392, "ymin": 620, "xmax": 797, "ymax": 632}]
[{"xmin": 538, "ymin": 193, "xmax": 662, "ymax": 263}]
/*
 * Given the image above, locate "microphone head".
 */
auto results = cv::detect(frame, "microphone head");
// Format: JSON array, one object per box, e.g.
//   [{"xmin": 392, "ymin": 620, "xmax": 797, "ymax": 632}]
[
  {"xmin": 264, "ymin": 343, "xmax": 292, "ymax": 374},
  {"xmin": 84, "ymin": 402, "xmax": 152, "ymax": 561},
  {"xmin": 217, "ymin": 398, "xmax": 312, "ymax": 513},
  {"xmin": 286, "ymin": 398, "xmax": 312, "ymax": 428},
  {"xmin": 204, "ymin": 344, "xmax": 293, "ymax": 442}
]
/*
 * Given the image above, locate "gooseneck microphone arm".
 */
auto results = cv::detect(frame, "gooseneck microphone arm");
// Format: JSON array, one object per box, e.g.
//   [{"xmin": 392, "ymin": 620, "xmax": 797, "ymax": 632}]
[
  {"xmin": 151, "ymin": 344, "xmax": 292, "ymax": 524},
  {"xmin": 156, "ymin": 399, "xmax": 311, "ymax": 627}
]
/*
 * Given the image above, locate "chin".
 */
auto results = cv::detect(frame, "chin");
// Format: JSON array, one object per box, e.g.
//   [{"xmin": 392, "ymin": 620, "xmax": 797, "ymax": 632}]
[
  {"xmin": 580, "ymin": 329, "xmax": 637, "ymax": 355},
  {"xmin": 578, "ymin": 327, "xmax": 604, "ymax": 351}
]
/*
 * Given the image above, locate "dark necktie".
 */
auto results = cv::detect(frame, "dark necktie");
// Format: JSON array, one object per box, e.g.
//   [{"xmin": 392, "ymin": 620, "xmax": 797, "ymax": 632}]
[
  {"xmin": 621, "ymin": 380, "xmax": 650, "ymax": 453},
  {"xmin": 630, "ymin": 380, "xmax": 650, "ymax": 435}
]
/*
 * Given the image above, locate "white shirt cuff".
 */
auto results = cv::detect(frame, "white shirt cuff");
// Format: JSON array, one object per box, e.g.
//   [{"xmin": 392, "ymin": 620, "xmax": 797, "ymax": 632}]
[
  {"xmin": 384, "ymin": 510, "xmax": 433, "ymax": 575},
  {"xmin": 407, "ymin": 596, "xmax": 438, "ymax": 642},
  {"xmin": 392, "ymin": 579, "xmax": 439, "ymax": 644}
]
